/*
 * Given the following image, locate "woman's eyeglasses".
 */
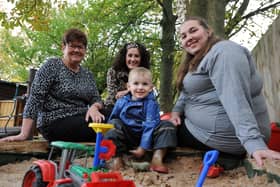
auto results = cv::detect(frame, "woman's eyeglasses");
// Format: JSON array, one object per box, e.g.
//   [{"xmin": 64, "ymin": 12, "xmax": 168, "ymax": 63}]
[{"xmin": 68, "ymin": 44, "xmax": 86, "ymax": 51}]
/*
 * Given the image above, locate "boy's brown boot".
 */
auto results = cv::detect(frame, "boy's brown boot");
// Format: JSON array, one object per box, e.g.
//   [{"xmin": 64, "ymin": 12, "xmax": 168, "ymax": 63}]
[{"xmin": 150, "ymin": 148, "xmax": 169, "ymax": 174}]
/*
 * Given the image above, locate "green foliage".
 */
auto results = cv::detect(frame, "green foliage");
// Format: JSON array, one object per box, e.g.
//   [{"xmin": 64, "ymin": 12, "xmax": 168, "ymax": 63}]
[
  {"xmin": 0, "ymin": 0, "xmax": 163, "ymax": 95},
  {"xmin": 0, "ymin": 30, "xmax": 29, "ymax": 81},
  {"xmin": 2, "ymin": 0, "xmax": 69, "ymax": 30}
]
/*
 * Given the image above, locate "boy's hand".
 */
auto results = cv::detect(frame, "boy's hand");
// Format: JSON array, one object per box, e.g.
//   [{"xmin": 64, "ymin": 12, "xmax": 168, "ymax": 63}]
[{"xmin": 130, "ymin": 147, "xmax": 145, "ymax": 158}]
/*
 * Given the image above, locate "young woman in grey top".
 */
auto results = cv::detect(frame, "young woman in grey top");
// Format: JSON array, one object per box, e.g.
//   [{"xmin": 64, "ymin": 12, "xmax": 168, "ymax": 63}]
[
  {"xmin": 170, "ymin": 16, "xmax": 280, "ymax": 169},
  {"xmin": 0, "ymin": 28, "xmax": 104, "ymax": 142}
]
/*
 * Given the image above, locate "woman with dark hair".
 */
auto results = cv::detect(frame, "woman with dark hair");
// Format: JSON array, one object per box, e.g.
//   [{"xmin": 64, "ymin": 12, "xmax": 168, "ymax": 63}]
[
  {"xmin": 104, "ymin": 43, "xmax": 176, "ymax": 173},
  {"xmin": 170, "ymin": 16, "xmax": 280, "ymax": 169},
  {"xmin": 104, "ymin": 42, "xmax": 151, "ymax": 113},
  {"xmin": 0, "ymin": 28, "xmax": 104, "ymax": 142}
]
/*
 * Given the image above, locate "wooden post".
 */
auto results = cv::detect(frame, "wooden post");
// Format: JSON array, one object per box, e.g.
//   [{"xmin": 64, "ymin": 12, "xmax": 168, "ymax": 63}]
[
  {"xmin": 27, "ymin": 68, "xmax": 37, "ymax": 96},
  {"xmin": 27, "ymin": 68, "xmax": 38, "ymax": 138}
]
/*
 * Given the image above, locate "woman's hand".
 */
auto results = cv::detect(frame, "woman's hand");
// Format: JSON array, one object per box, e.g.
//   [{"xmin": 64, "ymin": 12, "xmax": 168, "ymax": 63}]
[
  {"xmin": 115, "ymin": 90, "xmax": 129, "ymax": 99},
  {"xmin": 169, "ymin": 112, "xmax": 182, "ymax": 126},
  {"xmin": 252, "ymin": 149, "xmax": 280, "ymax": 167},
  {"xmin": 130, "ymin": 147, "xmax": 145, "ymax": 158},
  {"xmin": 0, "ymin": 133, "xmax": 28, "ymax": 142},
  {"xmin": 86, "ymin": 103, "xmax": 105, "ymax": 123},
  {"xmin": 0, "ymin": 118, "xmax": 33, "ymax": 142}
]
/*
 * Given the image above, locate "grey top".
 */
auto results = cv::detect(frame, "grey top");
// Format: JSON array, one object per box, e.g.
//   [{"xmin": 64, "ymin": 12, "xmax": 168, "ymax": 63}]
[
  {"xmin": 172, "ymin": 40, "xmax": 270, "ymax": 155},
  {"xmin": 23, "ymin": 57, "xmax": 102, "ymax": 128}
]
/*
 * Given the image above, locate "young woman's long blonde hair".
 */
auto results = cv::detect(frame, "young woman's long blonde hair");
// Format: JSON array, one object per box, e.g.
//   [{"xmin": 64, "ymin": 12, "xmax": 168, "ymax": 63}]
[{"xmin": 176, "ymin": 17, "xmax": 222, "ymax": 91}]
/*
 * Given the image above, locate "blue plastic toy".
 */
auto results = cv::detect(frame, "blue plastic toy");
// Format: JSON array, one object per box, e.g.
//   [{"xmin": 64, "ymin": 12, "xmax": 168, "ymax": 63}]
[
  {"xmin": 88, "ymin": 123, "xmax": 116, "ymax": 170},
  {"xmin": 196, "ymin": 150, "xmax": 219, "ymax": 187}
]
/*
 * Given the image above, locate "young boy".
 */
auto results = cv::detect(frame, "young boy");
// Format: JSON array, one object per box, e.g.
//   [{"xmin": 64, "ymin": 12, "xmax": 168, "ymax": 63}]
[{"xmin": 104, "ymin": 67, "xmax": 177, "ymax": 173}]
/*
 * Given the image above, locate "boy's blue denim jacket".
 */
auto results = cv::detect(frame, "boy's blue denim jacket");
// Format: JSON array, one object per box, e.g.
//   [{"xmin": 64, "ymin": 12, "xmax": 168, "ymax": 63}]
[{"xmin": 108, "ymin": 92, "xmax": 160, "ymax": 149}]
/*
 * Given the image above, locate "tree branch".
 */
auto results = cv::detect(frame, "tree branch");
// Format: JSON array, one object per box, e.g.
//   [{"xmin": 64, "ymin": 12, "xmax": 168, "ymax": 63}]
[
  {"xmin": 224, "ymin": 0, "xmax": 233, "ymax": 4},
  {"xmin": 156, "ymin": 0, "xmax": 163, "ymax": 8},
  {"xmin": 226, "ymin": 0, "xmax": 280, "ymax": 37},
  {"xmin": 233, "ymin": 0, "xmax": 249, "ymax": 20},
  {"xmin": 226, "ymin": 0, "xmax": 249, "ymax": 35},
  {"xmin": 242, "ymin": 1, "xmax": 280, "ymax": 20},
  {"xmin": 228, "ymin": 19, "xmax": 248, "ymax": 38}
]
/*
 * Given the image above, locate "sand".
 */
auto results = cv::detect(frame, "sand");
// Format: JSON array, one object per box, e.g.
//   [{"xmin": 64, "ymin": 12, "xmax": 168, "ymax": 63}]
[{"xmin": 0, "ymin": 155, "xmax": 279, "ymax": 187}]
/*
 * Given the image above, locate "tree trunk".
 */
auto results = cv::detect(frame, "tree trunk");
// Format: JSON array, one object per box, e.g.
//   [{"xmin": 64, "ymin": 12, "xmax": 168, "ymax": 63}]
[
  {"xmin": 207, "ymin": 0, "xmax": 226, "ymax": 38},
  {"xmin": 159, "ymin": 0, "xmax": 177, "ymax": 112},
  {"xmin": 189, "ymin": 0, "xmax": 208, "ymax": 18},
  {"xmin": 188, "ymin": 0, "xmax": 226, "ymax": 36}
]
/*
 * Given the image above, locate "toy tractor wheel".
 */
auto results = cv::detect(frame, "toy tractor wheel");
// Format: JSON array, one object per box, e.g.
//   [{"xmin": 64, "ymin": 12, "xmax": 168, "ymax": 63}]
[{"xmin": 22, "ymin": 165, "xmax": 48, "ymax": 187}]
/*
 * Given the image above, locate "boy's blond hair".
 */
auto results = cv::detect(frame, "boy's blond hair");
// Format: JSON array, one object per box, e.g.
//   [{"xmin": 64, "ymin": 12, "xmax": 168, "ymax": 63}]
[{"xmin": 128, "ymin": 67, "xmax": 152, "ymax": 82}]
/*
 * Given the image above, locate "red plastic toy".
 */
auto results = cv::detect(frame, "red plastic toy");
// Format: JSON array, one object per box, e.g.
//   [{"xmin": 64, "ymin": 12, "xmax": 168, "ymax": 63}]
[
  {"xmin": 199, "ymin": 164, "xmax": 224, "ymax": 178},
  {"xmin": 268, "ymin": 122, "xmax": 280, "ymax": 152},
  {"xmin": 160, "ymin": 112, "xmax": 172, "ymax": 120},
  {"xmin": 83, "ymin": 172, "xmax": 135, "ymax": 187},
  {"xmin": 22, "ymin": 123, "xmax": 136, "ymax": 187}
]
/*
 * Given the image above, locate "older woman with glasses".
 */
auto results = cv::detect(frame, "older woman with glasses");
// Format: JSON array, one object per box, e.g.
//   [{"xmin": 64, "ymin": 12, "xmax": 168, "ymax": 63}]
[{"xmin": 0, "ymin": 28, "xmax": 104, "ymax": 143}]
